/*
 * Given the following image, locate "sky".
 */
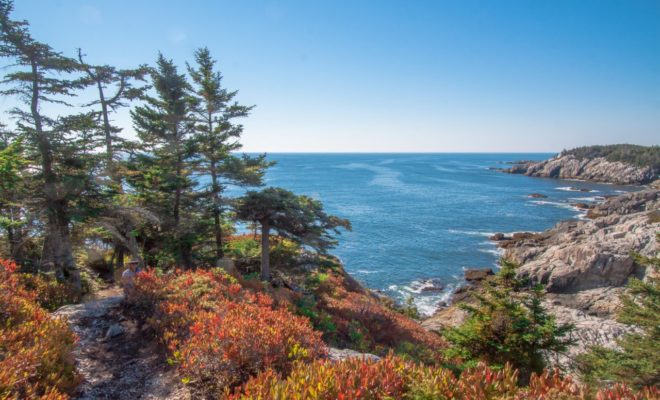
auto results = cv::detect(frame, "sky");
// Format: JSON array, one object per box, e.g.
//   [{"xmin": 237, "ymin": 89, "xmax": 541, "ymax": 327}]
[{"xmin": 3, "ymin": 0, "xmax": 660, "ymax": 152}]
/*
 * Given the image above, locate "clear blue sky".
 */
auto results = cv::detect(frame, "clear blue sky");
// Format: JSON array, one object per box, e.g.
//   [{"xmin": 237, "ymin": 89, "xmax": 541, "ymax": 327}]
[{"xmin": 5, "ymin": 0, "xmax": 660, "ymax": 152}]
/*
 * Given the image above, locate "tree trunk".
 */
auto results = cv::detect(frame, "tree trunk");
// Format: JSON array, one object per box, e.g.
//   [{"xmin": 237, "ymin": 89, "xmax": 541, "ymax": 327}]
[
  {"xmin": 96, "ymin": 79, "xmax": 116, "ymax": 186},
  {"xmin": 210, "ymin": 166, "xmax": 223, "ymax": 260},
  {"xmin": 30, "ymin": 60, "xmax": 80, "ymax": 295},
  {"xmin": 260, "ymin": 220, "xmax": 270, "ymax": 281}
]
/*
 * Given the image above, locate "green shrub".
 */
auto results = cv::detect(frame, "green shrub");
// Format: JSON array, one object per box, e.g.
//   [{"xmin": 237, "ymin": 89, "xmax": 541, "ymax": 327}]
[{"xmin": 444, "ymin": 260, "xmax": 574, "ymax": 383}]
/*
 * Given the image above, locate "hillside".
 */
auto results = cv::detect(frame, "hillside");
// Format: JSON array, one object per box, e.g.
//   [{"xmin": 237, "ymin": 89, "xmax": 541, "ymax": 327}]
[
  {"xmin": 504, "ymin": 144, "xmax": 660, "ymax": 185},
  {"xmin": 563, "ymin": 144, "xmax": 660, "ymax": 170}
]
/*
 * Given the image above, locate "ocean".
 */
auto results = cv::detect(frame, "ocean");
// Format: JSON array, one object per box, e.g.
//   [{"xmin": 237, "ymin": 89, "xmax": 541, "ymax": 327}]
[{"xmin": 251, "ymin": 153, "xmax": 638, "ymax": 316}]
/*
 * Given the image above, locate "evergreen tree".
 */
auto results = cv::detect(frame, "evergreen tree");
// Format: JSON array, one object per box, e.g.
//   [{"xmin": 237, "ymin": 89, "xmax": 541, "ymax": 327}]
[
  {"xmin": 236, "ymin": 187, "xmax": 351, "ymax": 281},
  {"xmin": 0, "ymin": 0, "xmax": 103, "ymax": 293},
  {"xmin": 77, "ymin": 48, "xmax": 149, "ymax": 189},
  {"xmin": 0, "ymin": 126, "xmax": 28, "ymax": 263},
  {"xmin": 444, "ymin": 260, "xmax": 574, "ymax": 383},
  {"xmin": 77, "ymin": 49, "xmax": 150, "ymax": 269},
  {"xmin": 129, "ymin": 54, "xmax": 197, "ymax": 268},
  {"xmin": 187, "ymin": 47, "xmax": 270, "ymax": 263}
]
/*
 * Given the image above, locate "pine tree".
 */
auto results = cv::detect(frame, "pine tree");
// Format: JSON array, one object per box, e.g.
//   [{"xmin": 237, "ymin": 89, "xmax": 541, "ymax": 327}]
[
  {"xmin": 444, "ymin": 260, "xmax": 574, "ymax": 383},
  {"xmin": 77, "ymin": 48, "xmax": 149, "ymax": 189},
  {"xmin": 187, "ymin": 47, "xmax": 271, "ymax": 263},
  {"xmin": 0, "ymin": 0, "xmax": 104, "ymax": 293},
  {"xmin": 236, "ymin": 187, "xmax": 351, "ymax": 281},
  {"xmin": 130, "ymin": 53, "xmax": 197, "ymax": 268},
  {"xmin": 77, "ymin": 49, "xmax": 150, "ymax": 269},
  {"xmin": 0, "ymin": 125, "xmax": 28, "ymax": 263}
]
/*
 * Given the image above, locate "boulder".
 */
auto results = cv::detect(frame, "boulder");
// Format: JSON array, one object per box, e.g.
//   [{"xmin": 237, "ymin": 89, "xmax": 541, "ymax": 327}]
[
  {"xmin": 570, "ymin": 202, "xmax": 593, "ymax": 210},
  {"xmin": 105, "ymin": 323, "xmax": 124, "ymax": 339},
  {"xmin": 489, "ymin": 233, "xmax": 508, "ymax": 241},
  {"xmin": 464, "ymin": 268, "xmax": 494, "ymax": 282},
  {"xmin": 328, "ymin": 348, "xmax": 380, "ymax": 362},
  {"xmin": 528, "ymin": 193, "xmax": 548, "ymax": 198}
]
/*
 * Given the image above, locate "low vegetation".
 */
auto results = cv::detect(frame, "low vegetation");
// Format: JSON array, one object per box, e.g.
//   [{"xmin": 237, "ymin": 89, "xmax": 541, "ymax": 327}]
[
  {"xmin": 226, "ymin": 354, "xmax": 657, "ymax": 400},
  {"xmin": 130, "ymin": 268, "xmax": 326, "ymax": 398},
  {"xmin": 226, "ymin": 234, "xmax": 445, "ymax": 362},
  {"xmin": 0, "ymin": 259, "xmax": 76, "ymax": 399},
  {"xmin": 444, "ymin": 260, "xmax": 574, "ymax": 383},
  {"xmin": 562, "ymin": 144, "xmax": 660, "ymax": 170}
]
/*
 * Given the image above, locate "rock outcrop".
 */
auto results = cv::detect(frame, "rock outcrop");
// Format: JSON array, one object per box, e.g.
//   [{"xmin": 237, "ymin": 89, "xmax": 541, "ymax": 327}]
[
  {"xmin": 505, "ymin": 190, "xmax": 659, "ymax": 299},
  {"xmin": 503, "ymin": 190, "xmax": 659, "ymax": 362},
  {"xmin": 504, "ymin": 155, "xmax": 658, "ymax": 185},
  {"xmin": 424, "ymin": 189, "xmax": 660, "ymax": 369}
]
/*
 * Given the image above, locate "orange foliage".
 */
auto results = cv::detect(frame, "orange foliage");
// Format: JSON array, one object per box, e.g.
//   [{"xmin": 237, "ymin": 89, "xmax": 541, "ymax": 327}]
[
  {"xmin": 17, "ymin": 272, "xmax": 75, "ymax": 311},
  {"xmin": 311, "ymin": 270, "xmax": 445, "ymax": 361},
  {"xmin": 0, "ymin": 259, "xmax": 76, "ymax": 400},
  {"xmin": 131, "ymin": 269, "xmax": 326, "ymax": 397},
  {"xmin": 227, "ymin": 354, "xmax": 659, "ymax": 400}
]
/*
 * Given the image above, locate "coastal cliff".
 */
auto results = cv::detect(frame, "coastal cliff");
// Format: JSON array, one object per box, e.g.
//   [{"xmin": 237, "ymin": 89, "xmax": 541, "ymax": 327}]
[
  {"xmin": 505, "ymin": 155, "xmax": 657, "ymax": 185},
  {"xmin": 424, "ymin": 189, "xmax": 660, "ymax": 366},
  {"xmin": 503, "ymin": 145, "xmax": 660, "ymax": 185}
]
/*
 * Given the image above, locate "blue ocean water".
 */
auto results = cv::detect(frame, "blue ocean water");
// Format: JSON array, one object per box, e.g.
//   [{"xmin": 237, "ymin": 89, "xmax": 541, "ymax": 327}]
[{"xmin": 255, "ymin": 153, "xmax": 637, "ymax": 315}]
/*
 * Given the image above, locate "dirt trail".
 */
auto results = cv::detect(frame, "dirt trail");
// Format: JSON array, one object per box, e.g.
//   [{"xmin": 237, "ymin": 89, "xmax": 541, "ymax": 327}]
[{"xmin": 54, "ymin": 288, "xmax": 190, "ymax": 400}]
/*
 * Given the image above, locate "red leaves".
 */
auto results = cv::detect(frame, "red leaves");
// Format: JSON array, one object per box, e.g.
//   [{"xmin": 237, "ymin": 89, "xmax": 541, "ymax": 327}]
[
  {"xmin": 131, "ymin": 268, "xmax": 326, "ymax": 397},
  {"xmin": 0, "ymin": 259, "xmax": 76, "ymax": 399},
  {"xmin": 228, "ymin": 355, "xmax": 660, "ymax": 400}
]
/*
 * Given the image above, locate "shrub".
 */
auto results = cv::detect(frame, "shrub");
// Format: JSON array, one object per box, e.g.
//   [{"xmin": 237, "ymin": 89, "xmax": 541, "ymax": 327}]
[
  {"xmin": 227, "ymin": 355, "xmax": 657, "ymax": 399},
  {"xmin": 301, "ymin": 268, "xmax": 446, "ymax": 362},
  {"xmin": 17, "ymin": 272, "xmax": 75, "ymax": 311},
  {"xmin": 131, "ymin": 268, "xmax": 326, "ymax": 397},
  {"xmin": 444, "ymin": 260, "xmax": 574, "ymax": 382},
  {"xmin": 0, "ymin": 259, "xmax": 77, "ymax": 399}
]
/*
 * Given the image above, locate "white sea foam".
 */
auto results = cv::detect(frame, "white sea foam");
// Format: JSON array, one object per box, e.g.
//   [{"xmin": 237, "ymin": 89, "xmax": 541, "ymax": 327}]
[
  {"xmin": 568, "ymin": 196, "xmax": 604, "ymax": 202},
  {"xmin": 530, "ymin": 200, "xmax": 576, "ymax": 210},
  {"xmin": 478, "ymin": 247, "xmax": 504, "ymax": 256},
  {"xmin": 354, "ymin": 269, "xmax": 384, "ymax": 275},
  {"xmin": 387, "ymin": 282, "xmax": 458, "ymax": 317},
  {"xmin": 555, "ymin": 186, "xmax": 599, "ymax": 193}
]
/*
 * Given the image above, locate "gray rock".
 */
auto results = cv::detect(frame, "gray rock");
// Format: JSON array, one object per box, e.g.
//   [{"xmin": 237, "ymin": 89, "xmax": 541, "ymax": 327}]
[
  {"xmin": 328, "ymin": 348, "xmax": 380, "ymax": 362},
  {"xmin": 105, "ymin": 324, "xmax": 124, "ymax": 339},
  {"xmin": 464, "ymin": 268, "xmax": 494, "ymax": 282},
  {"xmin": 497, "ymin": 189, "xmax": 660, "ymax": 369},
  {"xmin": 503, "ymin": 155, "xmax": 657, "ymax": 185}
]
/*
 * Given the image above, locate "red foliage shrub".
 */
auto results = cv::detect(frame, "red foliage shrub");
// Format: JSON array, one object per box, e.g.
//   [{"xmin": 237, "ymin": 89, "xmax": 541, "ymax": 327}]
[
  {"xmin": 310, "ymin": 270, "xmax": 445, "ymax": 361},
  {"xmin": 17, "ymin": 272, "xmax": 75, "ymax": 311},
  {"xmin": 0, "ymin": 259, "xmax": 76, "ymax": 399},
  {"xmin": 131, "ymin": 268, "xmax": 326, "ymax": 396},
  {"xmin": 227, "ymin": 354, "xmax": 659, "ymax": 400}
]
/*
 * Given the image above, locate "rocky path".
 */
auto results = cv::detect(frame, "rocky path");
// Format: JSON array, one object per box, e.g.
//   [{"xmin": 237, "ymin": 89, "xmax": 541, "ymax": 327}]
[{"xmin": 54, "ymin": 288, "xmax": 189, "ymax": 400}]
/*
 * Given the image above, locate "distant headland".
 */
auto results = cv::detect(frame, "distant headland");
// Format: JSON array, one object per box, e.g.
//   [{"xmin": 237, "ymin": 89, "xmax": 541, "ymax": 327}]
[{"xmin": 501, "ymin": 144, "xmax": 660, "ymax": 185}]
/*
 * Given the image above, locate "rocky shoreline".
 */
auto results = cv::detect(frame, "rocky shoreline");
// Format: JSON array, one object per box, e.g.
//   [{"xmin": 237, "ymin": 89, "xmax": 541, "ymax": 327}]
[
  {"xmin": 423, "ymin": 188, "xmax": 660, "ymax": 368},
  {"xmin": 500, "ymin": 154, "xmax": 658, "ymax": 185}
]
